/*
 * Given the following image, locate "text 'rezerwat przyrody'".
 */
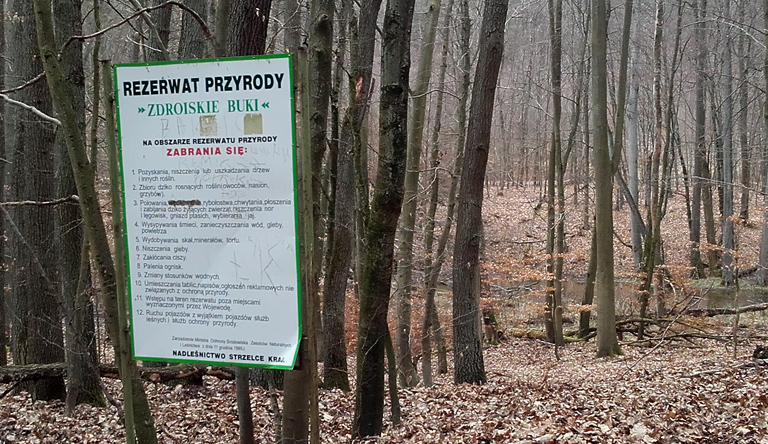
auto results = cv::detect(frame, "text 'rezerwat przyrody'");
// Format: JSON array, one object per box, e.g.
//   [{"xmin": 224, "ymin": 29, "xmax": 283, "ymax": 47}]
[{"xmin": 122, "ymin": 73, "xmax": 285, "ymax": 97}]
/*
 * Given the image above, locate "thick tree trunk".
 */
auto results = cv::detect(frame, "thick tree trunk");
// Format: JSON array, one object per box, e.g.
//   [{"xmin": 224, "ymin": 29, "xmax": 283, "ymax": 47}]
[
  {"xmin": 178, "ymin": 0, "xmax": 208, "ymax": 59},
  {"xmin": 691, "ymin": 0, "xmax": 708, "ymax": 278},
  {"xmin": 146, "ymin": 0, "xmax": 171, "ymax": 61},
  {"xmin": 8, "ymin": 0, "xmax": 64, "ymax": 401},
  {"xmin": 226, "ymin": 0, "xmax": 272, "ymax": 56},
  {"xmin": 35, "ymin": 2, "xmax": 159, "ymax": 440},
  {"xmin": 452, "ymin": 0, "xmax": 508, "ymax": 384},
  {"xmin": 54, "ymin": 0, "xmax": 104, "ymax": 410},
  {"xmin": 592, "ymin": 0, "xmax": 621, "ymax": 357}
]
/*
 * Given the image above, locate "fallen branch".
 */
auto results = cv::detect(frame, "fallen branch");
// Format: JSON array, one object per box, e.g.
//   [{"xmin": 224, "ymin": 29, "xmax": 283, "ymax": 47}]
[
  {"xmin": 0, "ymin": 363, "xmax": 236, "ymax": 384},
  {"xmin": 685, "ymin": 302, "xmax": 768, "ymax": 317}
]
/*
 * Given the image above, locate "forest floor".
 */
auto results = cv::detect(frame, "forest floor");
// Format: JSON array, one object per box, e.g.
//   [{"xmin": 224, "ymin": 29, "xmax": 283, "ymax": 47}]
[{"xmin": 2, "ymin": 186, "xmax": 768, "ymax": 443}]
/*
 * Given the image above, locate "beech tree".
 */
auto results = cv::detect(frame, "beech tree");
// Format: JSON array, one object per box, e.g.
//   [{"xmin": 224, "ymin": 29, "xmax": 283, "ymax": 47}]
[
  {"xmin": 592, "ymin": 0, "xmax": 621, "ymax": 357},
  {"xmin": 7, "ymin": 0, "xmax": 65, "ymax": 401},
  {"xmin": 352, "ymin": 0, "xmax": 415, "ymax": 434},
  {"xmin": 452, "ymin": 0, "xmax": 508, "ymax": 384}
]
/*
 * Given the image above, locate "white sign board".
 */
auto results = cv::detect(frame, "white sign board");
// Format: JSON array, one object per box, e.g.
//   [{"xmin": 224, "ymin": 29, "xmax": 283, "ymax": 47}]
[{"xmin": 114, "ymin": 55, "xmax": 300, "ymax": 369}]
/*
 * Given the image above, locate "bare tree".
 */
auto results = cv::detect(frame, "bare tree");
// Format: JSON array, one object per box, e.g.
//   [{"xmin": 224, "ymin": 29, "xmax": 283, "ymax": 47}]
[{"xmin": 452, "ymin": 0, "xmax": 508, "ymax": 384}]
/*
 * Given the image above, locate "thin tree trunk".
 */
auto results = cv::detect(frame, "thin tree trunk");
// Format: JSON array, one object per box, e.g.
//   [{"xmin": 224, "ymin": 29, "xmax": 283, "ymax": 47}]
[
  {"xmin": 738, "ymin": 27, "xmax": 750, "ymax": 221},
  {"xmin": 421, "ymin": 0, "xmax": 454, "ymax": 388},
  {"xmin": 352, "ymin": 0, "xmax": 415, "ymax": 435},
  {"xmin": 394, "ymin": 0, "xmax": 441, "ymax": 388},
  {"xmin": 758, "ymin": 0, "xmax": 768, "ymax": 286},
  {"xmin": 321, "ymin": 1, "xmax": 352, "ymax": 392},
  {"xmin": 36, "ymin": 1, "xmax": 159, "ymax": 436},
  {"xmin": 720, "ymin": 0, "xmax": 735, "ymax": 287}
]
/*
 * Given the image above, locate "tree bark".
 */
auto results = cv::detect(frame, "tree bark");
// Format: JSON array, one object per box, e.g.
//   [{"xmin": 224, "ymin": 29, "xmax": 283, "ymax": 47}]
[
  {"xmin": 35, "ymin": 1, "xmax": 158, "ymax": 440},
  {"xmin": 592, "ymin": 0, "xmax": 621, "ymax": 357},
  {"xmin": 0, "ymin": 0, "xmax": 7, "ymax": 369},
  {"xmin": 53, "ymin": 0, "xmax": 105, "ymax": 411},
  {"xmin": 226, "ymin": 0, "xmax": 272, "ymax": 56},
  {"xmin": 352, "ymin": 0, "xmax": 415, "ymax": 435},
  {"xmin": 178, "ymin": 0, "xmax": 208, "ymax": 59},
  {"xmin": 321, "ymin": 3, "xmax": 352, "ymax": 391},
  {"xmin": 146, "ymin": 0, "xmax": 172, "ymax": 61},
  {"xmin": 720, "ymin": 0, "xmax": 735, "ymax": 287},
  {"xmin": 8, "ymin": 0, "xmax": 65, "ymax": 401},
  {"xmin": 691, "ymin": 0, "xmax": 708, "ymax": 278},
  {"xmin": 759, "ymin": 0, "xmax": 768, "ymax": 286},
  {"xmin": 394, "ymin": 0, "xmax": 441, "ymax": 388},
  {"xmin": 452, "ymin": 0, "xmax": 508, "ymax": 384},
  {"xmin": 422, "ymin": 0, "xmax": 455, "ymax": 387}
]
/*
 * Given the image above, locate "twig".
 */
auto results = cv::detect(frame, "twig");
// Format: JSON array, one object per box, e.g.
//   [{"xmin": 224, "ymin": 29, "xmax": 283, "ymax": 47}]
[
  {"xmin": 0, "ymin": 381, "xmax": 21, "ymax": 401},
  {"xmin": 0, "ymin": 73, "xmax": 45, "ymax": 95},
  {"xmin": 61, "ymin": 1, "xmax": 212, "ymax": 56},
  {"xmin": 0, "ymin": 195, "xmax": 80, "ymax": 207}
]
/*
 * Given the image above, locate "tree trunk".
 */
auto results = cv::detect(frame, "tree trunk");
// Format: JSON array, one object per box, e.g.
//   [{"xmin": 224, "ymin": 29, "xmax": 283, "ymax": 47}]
[
  {"xmin": 236, "ymin": 368, "xmax": 254, "ymax": 444},
  {"xmin": 720, "ymin": 0, "xmax": 735, "ymax": 287},
  {"xmin": 283, "ymin": 48, "xmax": 316, "ymax": 444},
  {"xmin": 0, "ymin": 0, "xmax": 6, "ymax": 369},
  {"xmin": 691, "ymin": 0, "xmax": 707, "ymax": 278},
  {"xmin": 544, "ymin": 0, "xmax": 563, "ymax": 346},
  {"xmin": 226, "ymin": 0, "xmax": 272, "ymax": 56},
  {"xmin": 178, "ymin": 0, "xmax": 208, "ymax": 59},
  {"xmin": 35, "ymin": 1, "xmax": 159, "ymax": 440},
  {"xmin": 352, "ymin": 0, "xmax": 415, "ymax": 435},
  {"xmin": 146, "ymin": 0, "xmax": 172, "ymax": 61},
  {"xmin": 54, "ymin": 0, "xmax": 104, "ymax": 410},
  {"xmin": 627, "ymin": 48, "xmax": 642, "ymax": 269},
  {"xmin": 452, "ymin": 0, "xmax": 508, "ymax": 384},
  {"xmin": 8, "ymin": 0, "xmax": 65, "ymax": 402},
  {"xmin": 592, "ymin": 0, "xmax": 621, "ymax": 357},
  {"xmin": 759, "ymin": 0, "xmax": 768, "ymax": 286},
  {"xmin": 738, "ymin": 26, "xmax": 750, "ymax": 221},
  {"xmin": 422, "ymin": 0, "xmax": 455, "ymax": 387},
  {"xmin": 322, "ymin": 3, "xmax": 352, "ymax": 392},
  {"xmin": 394, "ymin": 0, "xmax": 441, "ymax": 388},
  {"xmin": 322, "ymin": 117, "xmax": 354, "ymax": 391}
]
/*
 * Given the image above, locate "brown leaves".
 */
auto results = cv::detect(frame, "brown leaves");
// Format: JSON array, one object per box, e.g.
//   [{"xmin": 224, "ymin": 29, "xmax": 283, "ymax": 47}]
[{"xmin": 0, "ymin": 339, "xmax": 767, "ymax": 443}]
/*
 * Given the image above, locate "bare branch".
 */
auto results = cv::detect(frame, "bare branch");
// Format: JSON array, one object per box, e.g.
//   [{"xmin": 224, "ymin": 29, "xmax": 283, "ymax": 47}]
[
  {"xmin": 0, "ymin": 93, "xmax": 61, "ymax": 126},
  {"xmin": 0, "ymin": 195, "xmax": 80, "ymax": 207},
  {"xmin": 61, "ymin": 0, "xmax": 213, "ymax": 56},
  {"xmin": 0, "ymin": 73, "xmax": 45, "ymax": 95}
]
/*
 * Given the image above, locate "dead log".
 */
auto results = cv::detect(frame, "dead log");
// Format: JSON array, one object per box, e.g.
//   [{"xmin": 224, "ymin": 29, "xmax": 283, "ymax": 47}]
[
  {"xmin": 0, "ymin": 363, "xmax": 236, "ymax": 384},
  {"xmin": 685, "ymin": 302, "xmax": 768, "ymax": 317}
]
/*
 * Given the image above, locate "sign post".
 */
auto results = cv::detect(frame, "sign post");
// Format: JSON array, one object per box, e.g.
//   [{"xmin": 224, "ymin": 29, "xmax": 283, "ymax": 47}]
[{"xmin": 114, "ymin": 55, "xmax": 300, "ymax": 369}]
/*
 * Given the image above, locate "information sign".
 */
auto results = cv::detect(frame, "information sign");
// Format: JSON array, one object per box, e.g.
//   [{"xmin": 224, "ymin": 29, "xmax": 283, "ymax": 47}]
[{"xmin": 114, "ymin": 55, "xmax": 300, "ymax": 369}]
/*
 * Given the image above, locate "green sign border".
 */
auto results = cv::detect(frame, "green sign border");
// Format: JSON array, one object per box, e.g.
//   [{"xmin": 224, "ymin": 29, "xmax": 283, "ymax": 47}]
[{"xmin": 113, "ymin": 54, "xmax": 302, "ymax": 370}]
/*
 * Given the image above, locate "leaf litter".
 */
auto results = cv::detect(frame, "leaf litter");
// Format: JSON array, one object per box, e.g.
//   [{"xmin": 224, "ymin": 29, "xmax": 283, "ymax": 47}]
[{"xmin": 1, "ymin": 339, "xmax": 767, "ymax": 443}]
